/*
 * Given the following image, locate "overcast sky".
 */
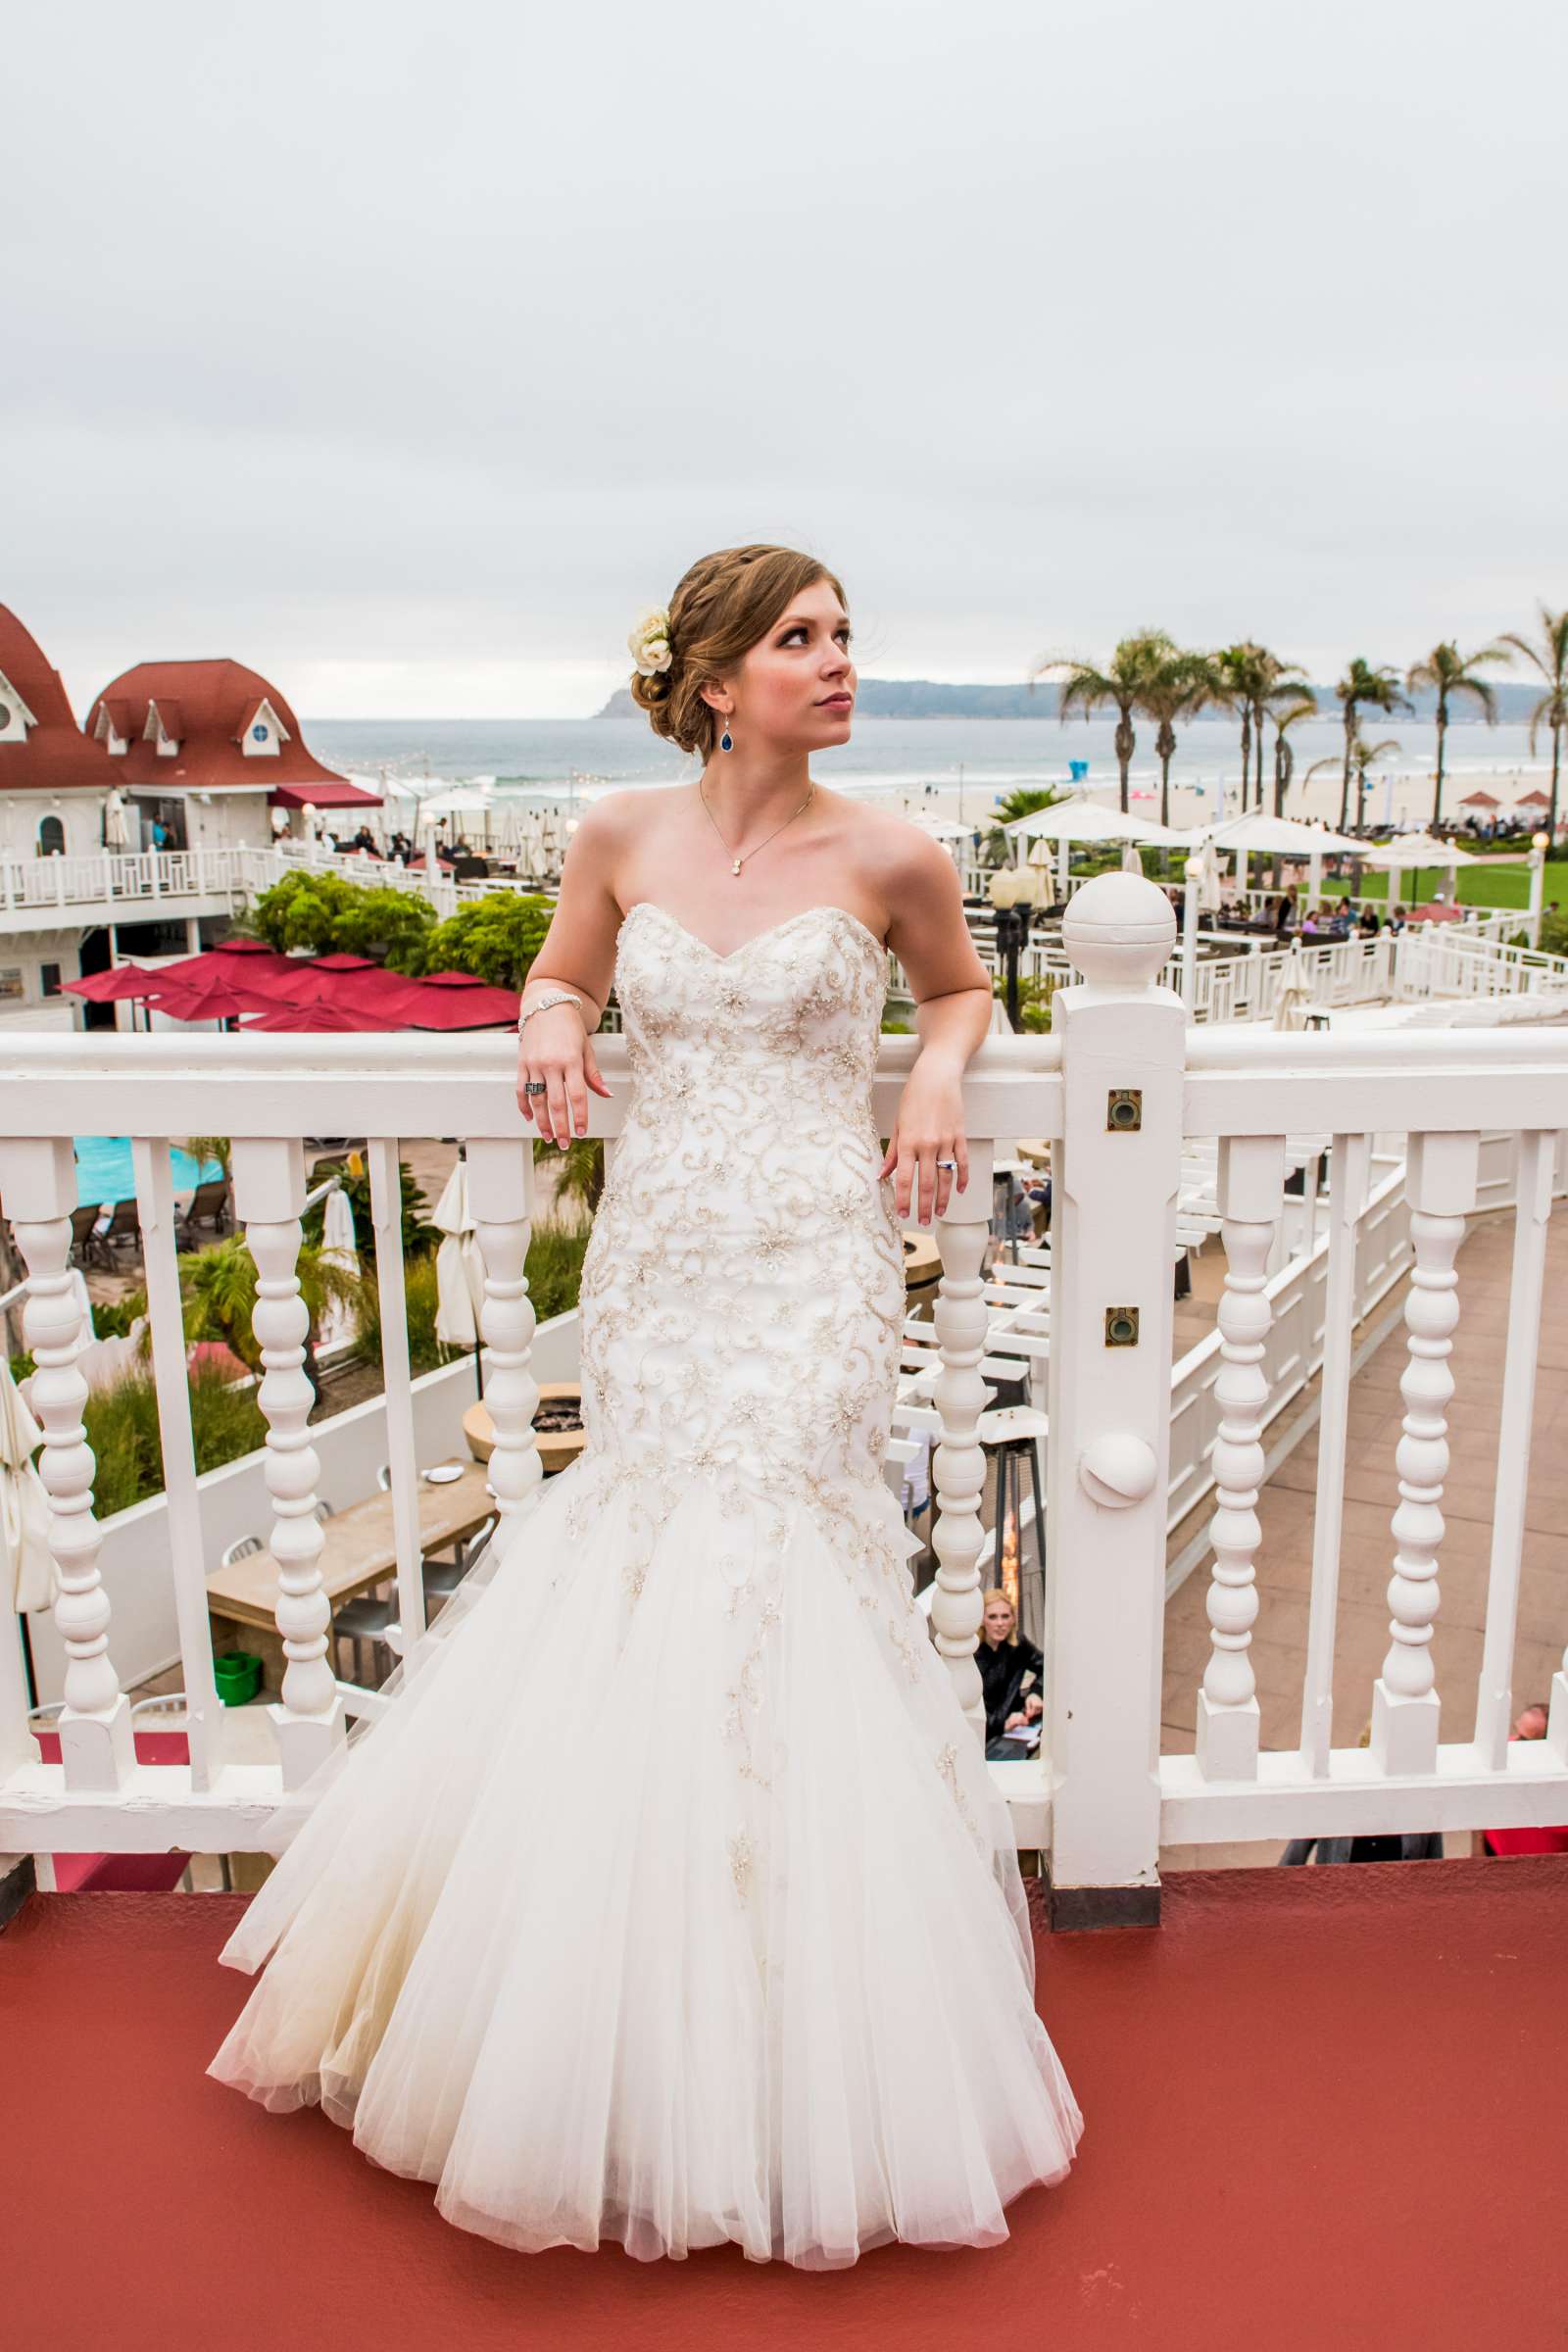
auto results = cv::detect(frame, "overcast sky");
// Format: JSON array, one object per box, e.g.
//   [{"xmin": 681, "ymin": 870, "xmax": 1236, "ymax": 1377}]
[{"xmin": 7, "ymin": 1, "xmax": 1565, "ymax": 718}]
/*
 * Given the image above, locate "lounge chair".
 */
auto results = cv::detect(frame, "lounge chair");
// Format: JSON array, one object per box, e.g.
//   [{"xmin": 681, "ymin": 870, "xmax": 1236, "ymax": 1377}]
[{"xmin": 173, "ymin": 1176, "xmax": 231, "ymax": 1246}]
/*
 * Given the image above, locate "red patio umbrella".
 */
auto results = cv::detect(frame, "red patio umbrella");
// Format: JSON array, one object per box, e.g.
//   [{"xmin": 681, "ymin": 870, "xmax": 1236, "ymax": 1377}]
[
  {"xmin": 116, "ymin": 940, "xmax": 298, "ymax": 992},
  {"xmin": 240, "ymin": 1001, "xmax": 403, "ymax": 1033},
  {"xmin": 400, "ymin": 969, "xmax": 521, "ymax": 1029},
  {"xmin": 63, "ymin": 963, "xmax": 164, "ymax": 1002},
  {"xmin": 241, "ymin": 953, "xmax": 425, "ymax": 1020},
  {"xmin": 141, "ymin": 971, "xmax": 283, "ymax": 1022}
]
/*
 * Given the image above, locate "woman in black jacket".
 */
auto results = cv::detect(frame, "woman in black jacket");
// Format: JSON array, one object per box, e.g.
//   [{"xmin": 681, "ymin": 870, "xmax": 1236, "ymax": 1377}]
[{"xmin": 976, "ymin": 1589, "xmax": 1044, "ymax": 1746}]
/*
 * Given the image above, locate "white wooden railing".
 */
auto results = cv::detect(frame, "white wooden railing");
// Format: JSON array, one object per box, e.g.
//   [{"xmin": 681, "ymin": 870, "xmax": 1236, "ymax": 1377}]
[{"xmin": 3, "ymin": 874, "xmax": 1568, "ymax": 1917}]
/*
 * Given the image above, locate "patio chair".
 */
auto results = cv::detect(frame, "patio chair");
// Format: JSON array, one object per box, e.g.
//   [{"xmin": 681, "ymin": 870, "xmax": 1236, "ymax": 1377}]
[
  {"xmin": 173, "ymin": 1176, "xmax": 231, "ymax": 1246},
  {"xmin": 89, "ymin": 1197, "xmax": 142, "ymax": 1268},
  {"xmin": 68, "ymin": 1202, "xmax": 102, "ymax": 1266}
]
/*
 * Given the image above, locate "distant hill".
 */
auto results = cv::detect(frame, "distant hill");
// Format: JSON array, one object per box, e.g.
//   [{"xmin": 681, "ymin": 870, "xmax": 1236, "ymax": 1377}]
[{"xmin": 597, "ymin": 676, "xmax": 1546, "ymax": 723}]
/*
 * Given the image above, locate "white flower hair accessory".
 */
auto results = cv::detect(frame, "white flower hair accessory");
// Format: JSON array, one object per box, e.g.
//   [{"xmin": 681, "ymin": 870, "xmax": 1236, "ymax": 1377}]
[{"xmin": 627, "ymin": 605, "xmax": 673, "ymax": 679}]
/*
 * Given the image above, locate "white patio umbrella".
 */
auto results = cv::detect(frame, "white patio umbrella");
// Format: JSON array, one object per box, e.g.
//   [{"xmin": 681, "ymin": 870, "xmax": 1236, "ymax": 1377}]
[
  {"xmin": 103, "ymin": 787, "xmax": 130, "ymax": 851},
  {"xmin": 432, "ymin": 1156, "xmax": 488, "ymax": 1395},
  {"xmin": 1, "ymin": 1357, "xmax": 55, "ymax": 1615},
  {"xmin": 1120, "ymin": 842, "xmax": 1145, "ymax": 875},
  {"xmin": 1004, "ymin": 798, "xmax": 1187, "ymax": 845},
  {"xmin": 1196, "ymin": 810, "xmax": 1362, "ymax": 906},
  {"xmin": 1008, "ymin": 796, "xmax": 1187, "ymax": 901},
  {"xmin": 1355, "ymin": 832, "xmax": 1480, "ymax": 869},
  {"xmin": 317, "ymin": 1182, "xmax": 361, "ymax": 1349},
  {"xmin": 1197, "ymin": 812, "xmax": 1362, "ymax": 856}
]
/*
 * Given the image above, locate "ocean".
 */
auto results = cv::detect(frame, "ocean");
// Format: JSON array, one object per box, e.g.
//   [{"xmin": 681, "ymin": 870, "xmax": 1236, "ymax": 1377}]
[{"xmin": 305, "ymin": 715, "xmax": 1553, "ymax": 835}]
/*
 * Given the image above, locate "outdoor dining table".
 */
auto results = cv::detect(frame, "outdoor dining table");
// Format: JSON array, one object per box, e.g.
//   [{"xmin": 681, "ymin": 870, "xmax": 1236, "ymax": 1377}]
[{"xmin": 205, "ymin": 1457, "xmax": 499, "ymax": 1689}]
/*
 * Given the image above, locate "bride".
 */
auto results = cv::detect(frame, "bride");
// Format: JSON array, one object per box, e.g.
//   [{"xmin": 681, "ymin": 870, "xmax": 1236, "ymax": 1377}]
[{"xmin": 207, "ymin": 541, "xmax": 1084, "ymax": 2267}]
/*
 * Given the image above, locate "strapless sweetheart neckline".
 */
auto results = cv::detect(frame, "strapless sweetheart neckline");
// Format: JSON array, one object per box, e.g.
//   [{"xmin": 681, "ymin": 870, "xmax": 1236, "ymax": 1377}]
[{"xmin": 619, "ymin": 898, "xmax": 886, "ymax": 965}]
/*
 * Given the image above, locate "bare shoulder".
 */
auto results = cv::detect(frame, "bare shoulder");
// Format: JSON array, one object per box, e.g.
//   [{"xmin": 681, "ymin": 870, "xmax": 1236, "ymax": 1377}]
[
  {"xmin": 825, "ymin": 793, "xmax": 988, "ymax": 1001},
  {"xmin": 826, "ymin": 794, "xmax": 965, "ymax": 917}
]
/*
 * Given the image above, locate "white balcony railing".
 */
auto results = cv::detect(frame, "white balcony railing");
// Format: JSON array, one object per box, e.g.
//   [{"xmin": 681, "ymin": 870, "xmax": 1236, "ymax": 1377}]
[{"xmin": 2, "ymin": 874, "xmax": 1567, "ymax": 1911}]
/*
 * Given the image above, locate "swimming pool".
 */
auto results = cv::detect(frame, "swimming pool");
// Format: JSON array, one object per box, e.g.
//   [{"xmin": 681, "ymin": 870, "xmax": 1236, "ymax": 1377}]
[{"xmin": 74, "ymin": 1137, "xmax": 225, "ymax": 1209}]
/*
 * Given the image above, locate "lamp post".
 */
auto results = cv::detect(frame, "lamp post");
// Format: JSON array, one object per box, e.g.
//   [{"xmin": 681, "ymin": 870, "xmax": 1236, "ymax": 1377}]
[
  {"xmin": 1528, "ymin": 830, "xmax": 1550, "ymax": 950},
  {"xmin": 993, "ymin": 901, "xmax": 1033, "ymax": 1031}
]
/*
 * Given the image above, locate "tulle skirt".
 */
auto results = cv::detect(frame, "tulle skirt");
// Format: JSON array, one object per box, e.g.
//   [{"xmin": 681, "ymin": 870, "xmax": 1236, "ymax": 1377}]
[{"xmin": 207, "ymin": 1446, "xmax": 1084, "ymax": 2267}]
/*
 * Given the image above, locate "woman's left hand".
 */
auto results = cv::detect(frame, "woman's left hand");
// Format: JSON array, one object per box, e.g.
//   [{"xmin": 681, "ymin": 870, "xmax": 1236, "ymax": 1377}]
[{"xmin": 878, "ymin": 1056, "xmax": 969, "ymax": 1227}]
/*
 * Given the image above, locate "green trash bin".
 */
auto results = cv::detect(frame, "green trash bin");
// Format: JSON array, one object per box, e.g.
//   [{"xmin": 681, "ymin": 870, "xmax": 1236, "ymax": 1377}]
[{"xmin": 214, "ymin": 1650, "xmax": 263, "ymax": 1706}]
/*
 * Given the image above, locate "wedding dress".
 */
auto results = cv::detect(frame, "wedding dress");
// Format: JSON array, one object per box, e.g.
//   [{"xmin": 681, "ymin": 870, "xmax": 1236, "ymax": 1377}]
[{"xmin": 207, "ymin": 899, "xmax": 1084, "ymax": 2267}]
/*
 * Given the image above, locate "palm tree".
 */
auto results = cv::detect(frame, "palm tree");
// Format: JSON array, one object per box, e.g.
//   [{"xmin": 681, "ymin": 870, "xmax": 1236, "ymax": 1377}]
[
  {"xmin": 1497, "ymin": 604, "xmax": 1568, "ymax": 837},
  {"xmin": 1031, "ymin": 631, "xmax": 1176, "ymax": 812},
  {"xmin": 1271, "ymin": 700, "xmax": 1317, "ymax": 816},
  {"xmin": 1404, "ymin": 641, "xmax": 1509, "ymax": 829},
  {"xmin": 1139, "ymin": 649, "xmax": 1219, "ymax": 826},
  {"xmin": 1216, "ymin": 644, "xmax": 1312, "ymax": 811},
  {"xmin": 1349, "ymin": 735, "xmax": 1401, "ymax": 833},
  {"xmin": 1334, "ymin": 660, "xmax": 1410, "ymax": 831}
]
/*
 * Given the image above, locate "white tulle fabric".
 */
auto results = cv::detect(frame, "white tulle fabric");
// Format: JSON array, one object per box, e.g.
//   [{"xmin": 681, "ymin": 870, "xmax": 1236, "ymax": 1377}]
[{"xmin": 207, "ymin": 900, "xmax": 1083, "ymax": 2267}]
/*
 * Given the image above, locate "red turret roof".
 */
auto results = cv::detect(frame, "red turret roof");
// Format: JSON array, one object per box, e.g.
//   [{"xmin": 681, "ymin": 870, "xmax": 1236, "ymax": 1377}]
[
  {"xmin": 0, "ymin": 605, "xmax": 119, "ymax": 791},
  {"xmin": 83, "ymin": 658, "xmax": 350, "ymax": 793}
]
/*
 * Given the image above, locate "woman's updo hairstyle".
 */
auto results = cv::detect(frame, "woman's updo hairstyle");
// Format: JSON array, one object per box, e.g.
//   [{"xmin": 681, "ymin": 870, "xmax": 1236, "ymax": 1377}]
[{"xmin": 628, "ymin": 542, "xmax": 848, "ymax": 762}]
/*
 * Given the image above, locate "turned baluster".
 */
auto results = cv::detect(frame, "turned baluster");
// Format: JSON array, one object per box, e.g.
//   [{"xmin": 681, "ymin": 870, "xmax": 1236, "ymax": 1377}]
[
  {"xmin": 231, "ymin": 1137, "xmax": 344, "ymax": 1786},
  {"xmin": 464, "ymin": 1139, "xmax": 540, "ymax": 1519},
  {"xmin": 0, "ymin": 1137, "xmax": 134, "ymax": 1788},
  {"xmin": 927, "ymin": 1138, "xmax": 996, "ymax": 1740},
  {"xmin": 1371, "ymin": 1131, "xmax": 1478, "ymax": 1776},
  {"xmin": 1195, "ymin": 1134, "xmax": 1285, "ymax": 1782}
]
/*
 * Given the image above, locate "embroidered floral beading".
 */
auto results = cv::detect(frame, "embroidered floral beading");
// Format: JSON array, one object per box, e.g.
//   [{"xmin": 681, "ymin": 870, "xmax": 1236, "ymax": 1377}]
[{"xmin": 562, "ymin": 903, "xmax": 958, "ymax": 1902}]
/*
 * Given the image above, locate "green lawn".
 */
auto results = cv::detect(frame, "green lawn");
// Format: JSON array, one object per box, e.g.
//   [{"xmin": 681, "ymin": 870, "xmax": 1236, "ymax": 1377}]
[{"xmin": 1315, "ymin": 857, "xmax": 1567, "ymax": 911}]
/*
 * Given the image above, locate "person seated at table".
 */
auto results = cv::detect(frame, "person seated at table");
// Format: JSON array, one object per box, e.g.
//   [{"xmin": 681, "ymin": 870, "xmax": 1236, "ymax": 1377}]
[
  {"xmin": 1356, "ymin": 901, "xmax": 1381, "ymax": 937},
  {"xmin": 1386, "ymin": 902, "xmax": 1407, "ymax": 934},
  {"xmin": 976, "ymin": 1588, "xmax": 1044, "ymax": 1746}
]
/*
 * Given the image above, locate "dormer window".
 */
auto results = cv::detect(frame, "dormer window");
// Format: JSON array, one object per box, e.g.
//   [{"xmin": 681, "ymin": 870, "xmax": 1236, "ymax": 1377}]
[
  {"xmin": 239, "ymin": 697, "xmax": 289, "ymax": 758},
  {"xmin": 91, "ymin": 703, "xmax": 129, "ymax": 755},
  {"xmin": 143, "ymin": 699, "xmax": 182, "ymax": 757},
  {"xmin": 0, "ymin": 667, "xmax": 38, "ymax": 747}
]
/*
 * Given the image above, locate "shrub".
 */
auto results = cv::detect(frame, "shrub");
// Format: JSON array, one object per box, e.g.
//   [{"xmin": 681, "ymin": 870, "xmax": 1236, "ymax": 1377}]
[
  {"xmin": 80, "ymin": 1356, "xmax": 270, "ymax": 1519},
  {"xmin": 421, "ymin": 892, "xmax": 557, "ymax": 987}
]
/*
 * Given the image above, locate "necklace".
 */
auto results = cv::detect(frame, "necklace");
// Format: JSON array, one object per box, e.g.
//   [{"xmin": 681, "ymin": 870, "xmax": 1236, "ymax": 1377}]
[{"xmin": 699, "ymin": 778, "xmax": 815, "ymax": 876}]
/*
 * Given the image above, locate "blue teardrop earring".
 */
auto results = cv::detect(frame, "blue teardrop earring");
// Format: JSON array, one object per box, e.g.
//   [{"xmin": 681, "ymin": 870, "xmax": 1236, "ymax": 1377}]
[{"xmin": 719, "ymin": 712, "xmax": 734, "ymax": 753}]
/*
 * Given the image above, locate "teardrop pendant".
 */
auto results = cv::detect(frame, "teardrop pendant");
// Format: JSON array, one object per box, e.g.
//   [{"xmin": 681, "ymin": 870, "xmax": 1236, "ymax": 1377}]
[
  {"xmin": 720, "ymin": 724, "xmax": 733, "ymax": 753},
  {"xmin": 732, "ymin": 858, "xmax": 742, "ymax": 875}
]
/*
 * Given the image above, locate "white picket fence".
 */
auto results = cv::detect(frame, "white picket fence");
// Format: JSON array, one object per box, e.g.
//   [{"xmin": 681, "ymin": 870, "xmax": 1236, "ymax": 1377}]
[{"xmin": 2, "ymin": 873, "xmax": 1566, "ymax": 1915}]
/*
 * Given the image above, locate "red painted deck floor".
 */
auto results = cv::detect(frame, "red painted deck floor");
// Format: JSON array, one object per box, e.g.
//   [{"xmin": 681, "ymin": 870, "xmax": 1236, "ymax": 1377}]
[{"xmin": 3, "ymin": 1858, "xmax": 1564, "ymax": 2350}]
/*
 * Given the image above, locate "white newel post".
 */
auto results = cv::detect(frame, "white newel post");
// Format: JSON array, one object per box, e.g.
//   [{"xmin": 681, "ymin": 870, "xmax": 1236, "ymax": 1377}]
[
  {"xmin": 1371, "ymin": 1130, "xmax": 1478, "ymax": 1776},
  {"xmin": 927, "ymin": 1133, "xmax": 998, "ymax": 1740},
  {"xmin": 463, "ymin": 1138, "xmax": 542, "ymax": 1519},
  {"xmin": 231, "ymin": 1136, "xmax": 346, "ymax": 1785},
  {"xmin": 1044, "ymin": 874, "xmax": 1184, "ymax": 1923},
  {"xmin": 0, "ymin": 1138, "xmax": 135, "ymax": 1788},
  {"xmin": 1194, "ymin": 1134, "xmax": 1286, "ymax": 1781}
]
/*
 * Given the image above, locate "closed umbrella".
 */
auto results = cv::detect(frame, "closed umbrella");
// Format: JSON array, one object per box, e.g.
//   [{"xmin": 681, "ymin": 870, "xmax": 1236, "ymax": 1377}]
[
  {"xmin": 2, "ymin": 1357, "xmax": 55, "ymax": 1617},
  {"xmin": 317, "ymin": 1183, "xmax": 361, "ymax": 1349},
  {"xmin": 431, "ymin": 1156, "xmax": 488, "ymax": 1398},
  {"xmin": 103, "ymin": 788, "xmax": 129, "ymax": 851}
]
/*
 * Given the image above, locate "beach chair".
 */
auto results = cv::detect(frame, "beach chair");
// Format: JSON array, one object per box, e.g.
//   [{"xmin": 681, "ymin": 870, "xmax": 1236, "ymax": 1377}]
[
  {"xmin": 68, "ymin": 1201, "xmax": 102, "ymax": 1266},
  {"xmin": 173, "ymin": 1176, "xmax": 231, "ymax": 1246},
  {"xmin": 89, "ymin": 1197, "xmax": 141, "ymax": 1269}
]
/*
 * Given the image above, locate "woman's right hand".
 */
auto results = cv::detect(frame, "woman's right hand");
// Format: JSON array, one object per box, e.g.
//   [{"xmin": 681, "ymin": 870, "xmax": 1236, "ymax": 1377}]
[{"xmin": 516, "ymin": 1004, "xmax": 612, "ymax": 1150}]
